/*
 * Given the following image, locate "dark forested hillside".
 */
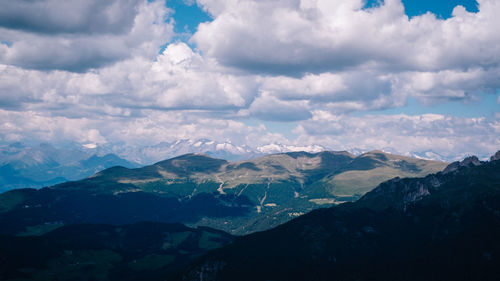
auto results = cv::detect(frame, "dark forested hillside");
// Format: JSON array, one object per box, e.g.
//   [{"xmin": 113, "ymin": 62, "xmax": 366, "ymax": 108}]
[{"xmin": 0, "ymin": 222, "xmax": 233, "ymax": 281}]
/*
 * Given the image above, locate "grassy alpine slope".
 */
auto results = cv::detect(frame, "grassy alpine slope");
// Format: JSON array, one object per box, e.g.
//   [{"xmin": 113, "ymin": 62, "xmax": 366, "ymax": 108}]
[{"xmin": 0, "ymin": 151, "xmax": 446, "ymax": 235}]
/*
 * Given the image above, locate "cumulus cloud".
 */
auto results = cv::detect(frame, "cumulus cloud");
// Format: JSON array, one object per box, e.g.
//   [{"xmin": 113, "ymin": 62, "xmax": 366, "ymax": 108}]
[
  {"xmin": 294, "ymin": 111, "xmax": 500, "ymax": 160},
  {"xmin": 0, "ymin": 0, "xmax": 173, "ymax": 71},
  {"xmin": 0, "ymin": 41, "xmax": 260, "ymax": 117},
  {"xmin": 245, "ymin": 93, "xmax": 312, "ymax": 121},
  {"xmin": 256, "ymin": 71, "xmax": 399, "ymax": 114},
  {"xmin": 394, "ymin": 67, "xmax": 500, "ymax": 104},
  {"xmin": 0, "ymin": 109, "xmax": 108, "ymax": 144},
  {"xmin": 189, "ymin": 0, "xmax": 500, "ymax": 114},
  {"xmin": 0, "ymin": 0, "xmax": 141, "ymax": 35},
  {"xmin": 148, "ymin": 43, "xmax": 257, "ymax": 110},
  {"xmin": 194, "ymin": 0, "xmax": 500, "ymax": 74},
  {"xmin": 0, "ymin": 109, "xmax": 287, "ymax": 150}
]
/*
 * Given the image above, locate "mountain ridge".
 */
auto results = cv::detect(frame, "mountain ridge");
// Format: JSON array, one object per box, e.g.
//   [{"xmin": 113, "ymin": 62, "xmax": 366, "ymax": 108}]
[
  {"xmin": 0, "ymin": 150, "xmax": 446, "ymax": 235},
  {"xmin": 179, "ymin": 150, "xmax": 500, "ymax": 281}
]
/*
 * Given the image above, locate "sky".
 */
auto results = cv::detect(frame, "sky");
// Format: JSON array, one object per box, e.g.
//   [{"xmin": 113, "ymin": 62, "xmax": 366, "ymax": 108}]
[{"xmin": 0, "ymin": 0, "xmax": 499, "ymax": 161}]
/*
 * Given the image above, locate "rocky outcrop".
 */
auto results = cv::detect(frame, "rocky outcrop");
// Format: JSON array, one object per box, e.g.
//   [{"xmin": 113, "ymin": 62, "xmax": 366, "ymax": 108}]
[
  {"xmin": 491, "ymin": 151, "xmax": 500, "ymax": 162},
  {"xmin": 356, "ymin": 151, "xmax": 500, "ymax": 212},
  {"xmin": 443, "ymin": 155, "xmax": 483, "ymax": 174}
]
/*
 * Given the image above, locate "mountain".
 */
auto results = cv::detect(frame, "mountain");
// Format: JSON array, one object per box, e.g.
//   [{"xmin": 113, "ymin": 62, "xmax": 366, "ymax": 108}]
[
  {"xmin": 0, "ymin": 222, "xmax": 233, "ymax": 281},
  {"xmin": 179, "ymin": 151, "xmax": 500, "ymax": 281},
  {"xmin": 0, "ymin": 143, "xmax": 139, "ymax": 192},
  {"xmin": 108, "ymin": 139, "xmax": 485, "ymax": 164},
  {"xmin": 110, "ymin": 139, "xmax": 258, "ymax": 164},
  {"xmin": 108, "ymin": 139, "xmax": 328, "ymax": 165},
  {"xmin": 0, "ymin": 150, "xmax": 446, "ymax": 235}
]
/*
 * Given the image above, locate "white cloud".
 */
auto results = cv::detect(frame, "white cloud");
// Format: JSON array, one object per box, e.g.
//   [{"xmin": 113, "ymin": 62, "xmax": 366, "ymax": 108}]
[
  {"xmin": 0, "ymin": 108, "xmax": 288, "ymax": 150},
  {"xmin": 245, "ymin": 92, "xmax": 312, "ymax": 121},
  {"xmin": 191, "ymin": 0, "xmax": 500, "ymax": 108},
  {"xmin": 0, "ymin": 0, "xmax": 173, "ymax": 71},
  {"xmin": 0, "ymin": 110, "xmax": 107, "ymax": 145},
  {"xmin": 293, "ymin": 111, "xmax": 500, "ymax": 160},
  {"xmin": 394, "ymin": 67, "xmax": 500, "ymax": 104},
  {"xmin": 194, "ymin": 0, "xmax": 500, "ymax": 74},
  {"xmin": 149, "ymin": 43, "xmax": 256, "ymax": 110},
  {"xmin": 256, "ymin": 71, "xmax": 399, "ymax": 115},
  {"xmin": 0, "ymin": 41, "xmax": 258, "ymax": 116}
]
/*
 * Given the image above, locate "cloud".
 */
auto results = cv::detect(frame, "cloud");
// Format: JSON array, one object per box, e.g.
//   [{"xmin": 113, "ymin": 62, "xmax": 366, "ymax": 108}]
[
  {"xmin": 0, "ymin": 41, "xmax": 258, "ymax": 118},
  {"xmin": 0, "ymin": 0, "xmax": 174, "ymax": 71},
  {"xmin": 245, "ymin": 93, "xmax": 312, "ymax": 121},
  {"xmin": 394, "ymin": 67, "xmax": 500, "ymax": 104},
  {"xmin": 0, "ymin": 0, "xmax": 141, "ymax": 35},
  {"xmin": 0, "ymin": 108, "xmax": 288, "ymax": 149},
  {"xmin": 258, "ymin": 71, "xmax": 398, "ymax": 112},
  {"xmin": 0, "ymin": 109, "xmax": 108, "ymax": 145},
  {"xmin": 189, "ymin": 0, "xmax": 500, "ymax": 114},
  {"xmin": 148, "ymin": 43, "xmax": 257, "ymax": 110},
  {"xmin": 294, "ymin": 111, "xmax": 500, "ymax": 160},
  {"xmin": 193, "ymin": 0, "xmax": 500, "ymax": 75}
]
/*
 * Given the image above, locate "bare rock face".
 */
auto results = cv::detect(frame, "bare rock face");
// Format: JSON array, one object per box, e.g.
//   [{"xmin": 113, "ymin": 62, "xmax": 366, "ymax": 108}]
[
  {"xmin": 461, "ymin": 155, "xmax": 482, "ymax": 166},
  {"xmin": 443, "ymin": 156, "xmax": 482, "ymax": 174},
  {"xmin": 491, "ymin": 151, "xmax": 500, "ymax": 162}
]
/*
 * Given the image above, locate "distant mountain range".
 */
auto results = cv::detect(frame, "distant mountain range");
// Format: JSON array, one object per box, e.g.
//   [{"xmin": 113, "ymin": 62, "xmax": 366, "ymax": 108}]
[
  {"xmin": 0, "ymin": 150, "xmax": 446, "ymax": 236},
  {"xmin": 179, "ymin": 151, "xmax": 500, "ymax": 281},
  {"xmin": 102, "ymin": 139, "xmax": 477, "ymax": 164},
  {"xmin": 0, "ymin": 140, "xmax": 475, "ymax": 193},
  {"xmin": 107, "ymin": 139, "xmax": 327, "ymax": 164},
  {"xmin": 113, "ymin": 139, "xmax": 493, "ymax": 164},
  {"xmin": 2, "ymin": 139, "xmax": 472, "ymax": 168},
  {"xmin": 0, "ymin": 143, "xmax": 139, "ymax": 192}
]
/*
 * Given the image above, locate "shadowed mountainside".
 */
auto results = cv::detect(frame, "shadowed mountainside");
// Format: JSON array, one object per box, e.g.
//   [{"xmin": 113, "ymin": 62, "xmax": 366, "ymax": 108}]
[{"xmin": 0, "ymin": 222, "xmax": 233, "ymax": 281}]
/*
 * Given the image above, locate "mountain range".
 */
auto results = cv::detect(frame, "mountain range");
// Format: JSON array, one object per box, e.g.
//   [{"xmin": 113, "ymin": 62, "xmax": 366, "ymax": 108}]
[
  {"xmin": 96, "ymin": 139, "xmax": 328, "ymax": 164},
  {"xmin": 0, "ymin": 150, "xmax": 497, "ymax": 280},
  {"xmin": 2, "ymin": 139, "xmax": 469, "ymax": 167},
  {"xmin": 0, "ymin": 143, "xmax": 139, "ymax": 192},
  {"xmin": 0, "ymin": 150, "xmax": 446, "ymax": 236},
  {"xmin": 89, "ymin": 139, "xmax": 484, "ymax": 164},
  {"xmin": 0, "ymin": 140, "xmax": 471, "ymax": 195}
]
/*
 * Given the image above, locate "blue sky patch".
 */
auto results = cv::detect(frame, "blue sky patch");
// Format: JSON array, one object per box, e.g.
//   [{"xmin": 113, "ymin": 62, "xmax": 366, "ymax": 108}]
[
  {"xmin": 364, "ymin": 0, "xmax": 478, "ymax": 18},
  {"xmin": 166, "ymin": 0, "xmax": 212, "ymax": 34},
  {"xmin": 356, "ymin": 91, "xmax": 500, "ymax": 119}
]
